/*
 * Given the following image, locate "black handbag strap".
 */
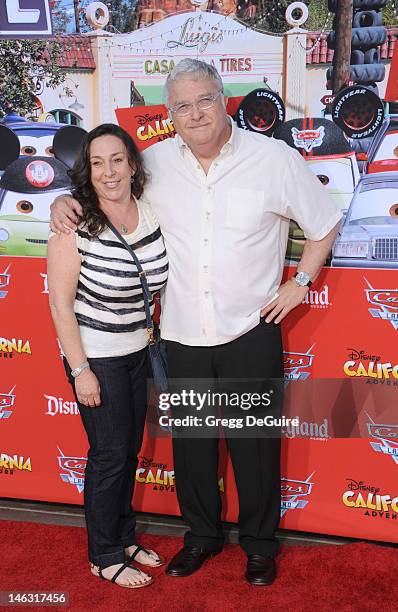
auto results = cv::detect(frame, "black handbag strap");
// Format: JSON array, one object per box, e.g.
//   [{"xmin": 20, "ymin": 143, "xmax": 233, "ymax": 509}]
[{"xmin": 105, "ymin": 219, "xmax": 155, "ymax": 342}]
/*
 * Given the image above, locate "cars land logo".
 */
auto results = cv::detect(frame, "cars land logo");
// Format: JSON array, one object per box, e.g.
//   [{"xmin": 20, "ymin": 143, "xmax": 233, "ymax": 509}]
[
  {"xmin": 0, "ymin": 453, "xmax": 31, "ymax": 475},
  {"xmin": 284, "ymin": 344, "xmax": 315, "ymax": 381},
  {"xmin": 45, "ymin": 395, "xmax": 79, "ymax": 417},
  {"xmin": 136, "ymin": 456, "xmax": 175, "ymax": 492},
  {"xmin": 58, "ymin": 448, "xmax": 86, "ymax": 493},
  {"xmin": 367, "ymin": 415, "xmax": 398, "ymax": 465},
  {"xmin": 365, "ymin": 279, "xmax": 398, "ymax": 330},
  {"xmin": 0, "ymin": 264, "xmax": 11, "ymax": 298},
  {"xmin": 281, "ymin": 473, "xmax": 314, "ymax": 517},
  {"xmin": 0, "ymin": 385, "xmax": 16, "ymax": 420},
  {"xmin": 343, "ymin": 478, "xmax": 398, "ymax": 519},
  {"xmin": 0, "ymin": 338, "xmax": 31, "ymax": 358},
  {"xmin": 344, "ymin": 349, "xmax": 398, "ymax": 385},
  {"xmin": 291, "ymin": 126, "xmax": 325, "ymax": 153},
  {"xmin": 302, "ymin": 285, "xmax": 330, "ymax": 309}
]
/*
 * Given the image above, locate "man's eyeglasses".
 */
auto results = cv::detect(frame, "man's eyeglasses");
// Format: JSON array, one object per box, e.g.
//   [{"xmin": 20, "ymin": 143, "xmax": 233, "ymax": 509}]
[{"xmin": 168, "ymin": 90, "xmax": 223, "ymax": 117}]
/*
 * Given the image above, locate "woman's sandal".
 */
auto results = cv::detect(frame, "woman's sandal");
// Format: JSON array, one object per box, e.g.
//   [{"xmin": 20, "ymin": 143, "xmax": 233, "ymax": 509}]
[
  {"xmin": 127, "ymin": 544, "xmax": 166, "ymax": 567},
  {"xmin": 90, "ymin": 562, "xmax": 153, "ymax": 589}
]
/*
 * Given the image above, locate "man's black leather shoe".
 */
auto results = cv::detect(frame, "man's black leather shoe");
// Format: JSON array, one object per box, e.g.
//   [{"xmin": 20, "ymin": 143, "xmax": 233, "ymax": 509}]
[
  {"xmin": 165, "ymin": 546, "xmax": 221, "ymax": 577},
  {"xmin": 245, "ymin": 554, "xmax": 276, "ymax": 586}
]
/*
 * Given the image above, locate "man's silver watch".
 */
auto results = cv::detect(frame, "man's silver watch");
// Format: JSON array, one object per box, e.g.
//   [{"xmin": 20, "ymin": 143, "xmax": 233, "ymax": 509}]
[
  {"xmin": 71, "ymin": 361, "xmax": 90, "ymax": 378},
  {"xmin": 294, "ymin": 271, "xmax": 312, "ymax": 288}
]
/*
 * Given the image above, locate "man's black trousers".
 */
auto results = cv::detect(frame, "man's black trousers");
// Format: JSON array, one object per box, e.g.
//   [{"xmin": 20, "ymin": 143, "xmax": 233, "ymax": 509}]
[{"xmin": 166, "ymin": 319, "xmax": 284, "ymax": 558}]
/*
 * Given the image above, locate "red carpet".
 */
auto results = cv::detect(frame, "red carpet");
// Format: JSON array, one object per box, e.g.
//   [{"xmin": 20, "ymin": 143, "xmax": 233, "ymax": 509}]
[{"xmin": 0, "ymin": 521, "xmax": 397, "ymax": 611}]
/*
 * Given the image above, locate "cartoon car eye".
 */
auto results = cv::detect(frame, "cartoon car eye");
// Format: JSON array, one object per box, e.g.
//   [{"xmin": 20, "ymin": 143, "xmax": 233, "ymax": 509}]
[
  {"xmin": 21, "ymin": 145, "xmax": 37, "ymax": 156},
  {"xmin": 374, "ymin": 134, "xmax": 398, "ymax": 162},
  {"xmin": 16, "ymin": 200, "xmax": 34, "ymax": 214},
  {"xmin": 389, "ymin": 203, "xmax": 398, "ymax": 217},
  {"xmin": 317, "ymin": 174, "xmax": 330, "ymax": 186},
  {"xmin": 45, "ymin": 146, "xmax": 54, "ymax": 156}
]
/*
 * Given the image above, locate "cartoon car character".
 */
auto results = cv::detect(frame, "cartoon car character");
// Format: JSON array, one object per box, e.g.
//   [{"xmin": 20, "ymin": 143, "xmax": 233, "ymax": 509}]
[
  {"xmin": 332, "ymin": 172, "xmax": 398, "ymax": 268},
  {"xmin": 366, "ymin": 116, "xmax": 398, "ymax": 174},
  {"xmin": 273, "ymin": 118, "xmax": 360, "ymax": 262},
  {"xmin": 0, "ymin": 118, "xmax": 85, "ymax": 257}
]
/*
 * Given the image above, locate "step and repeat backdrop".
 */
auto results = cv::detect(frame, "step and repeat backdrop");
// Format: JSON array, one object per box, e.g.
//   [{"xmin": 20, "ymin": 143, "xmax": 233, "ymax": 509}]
[{"xmin": 1, "ymin": 4, "xmax": 398, "ymax": 544}]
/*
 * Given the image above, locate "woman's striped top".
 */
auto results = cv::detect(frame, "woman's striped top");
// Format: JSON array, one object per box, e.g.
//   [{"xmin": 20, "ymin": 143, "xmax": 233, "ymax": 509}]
[{"xmin": 74, "ymin": 197, "xmax": 168, "ymax": 358}]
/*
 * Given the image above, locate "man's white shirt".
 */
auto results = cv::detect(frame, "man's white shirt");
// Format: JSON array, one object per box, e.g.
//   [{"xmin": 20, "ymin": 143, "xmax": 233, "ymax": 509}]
[{"xmin": 143, "ymin": 120, "xmax": 342, "ymax": 347}]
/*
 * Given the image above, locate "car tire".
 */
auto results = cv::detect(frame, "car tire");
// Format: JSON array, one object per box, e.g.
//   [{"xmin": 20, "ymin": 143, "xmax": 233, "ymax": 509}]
[
  {"xmin": 328, "ymin": 26, "xmax": 386, "ymax": 49},
  {"xmin": 352, "ymin": 26, "xmax": 387, "ymax": 49},
  {"xmin": 351, "ymin": 49, "xmax": 365, "ymax": 64},
  {"xmin": 352, "ymin": 63, "xmax": 385, "ymax": 83},
  {"xmin": 331, "ymin": 86, "xmax": 384, "ymax": 139},
  {"xmin": 236, "ymin": 89, "xmax": 285, "ymax": 136},
  {"xmin": 352, "ymin": 9, "xmax": 383, "ymax": 28},
  {"xmin": 364, "ymin": 47, "xmax": 380, "ymax": 63},
  {"xmin": 326, "ymin": 64, "xmax": 385, "ymax": 84},
  {"xmin": 329, "ymin": 0, "xmax": 387, "ymax": 9}
]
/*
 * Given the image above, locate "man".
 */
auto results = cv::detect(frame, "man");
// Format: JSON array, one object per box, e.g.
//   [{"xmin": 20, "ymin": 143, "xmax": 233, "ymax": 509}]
[{"xmin": 50, "ymin": 59, "xmax": 341, "ymax": 586}]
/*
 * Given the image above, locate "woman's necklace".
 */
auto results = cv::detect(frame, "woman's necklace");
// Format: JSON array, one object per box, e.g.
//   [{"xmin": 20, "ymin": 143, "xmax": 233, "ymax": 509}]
[{"xmin": 120, "ymin": 223, "xmax": 128, "ymax": 234}]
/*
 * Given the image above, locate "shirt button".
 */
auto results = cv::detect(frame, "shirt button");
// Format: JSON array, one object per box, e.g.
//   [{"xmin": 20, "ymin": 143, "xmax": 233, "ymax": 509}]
[
  {"xmin": 207, "ymin": 186, "xmax": 212, "ymax": 192},
  {"xmin": 206, "ymin": 211, "xmax": 211, "ymax": 219},
  {"xmin": 204, "ymin": 291, "xmax": 210, "ymax": 298},
  {"xmin": 204, "ymin": 238, "xmax": 209, "ymax": 245},
  {"xmin": 203, "ymin": 265, "xmax": 208, "ymax": 272}
]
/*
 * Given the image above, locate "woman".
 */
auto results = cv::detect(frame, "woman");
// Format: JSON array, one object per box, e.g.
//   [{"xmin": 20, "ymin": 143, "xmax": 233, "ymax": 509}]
[{"xmin": 47, "ymin": 124, "xmax": 168, "ymax": 588}]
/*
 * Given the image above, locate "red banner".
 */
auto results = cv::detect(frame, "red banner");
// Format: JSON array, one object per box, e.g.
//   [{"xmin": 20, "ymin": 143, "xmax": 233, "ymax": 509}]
[{"xmin": 2, "ymin": 258, "xmax": 398, "ymax": 542}]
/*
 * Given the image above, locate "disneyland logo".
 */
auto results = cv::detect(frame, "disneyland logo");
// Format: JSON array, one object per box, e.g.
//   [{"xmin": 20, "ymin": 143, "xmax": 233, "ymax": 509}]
[
  {"xmin": 302, "ymin": 285, "xmax": 330, "ymax": 308},
  {"xmin": 167, "ymin": 16, "xmax": 223, "ymax": 53},
  {"xmin": 283, "ymin": 417, "xmax": 329, "ymax": 440},
  {"xmin": 365, "ymin": 279, "xmax": 398, "ymax": 330},
  {"xmin": 280, "ymin": 473, "xmax": 314, "ymax": 517},
  {"xmin": 44, "ymin": 395, "xmax": 79, "ymax": 417}
]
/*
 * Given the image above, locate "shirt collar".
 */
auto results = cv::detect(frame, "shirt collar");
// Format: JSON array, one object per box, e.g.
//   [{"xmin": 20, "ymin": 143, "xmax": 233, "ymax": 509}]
[{"xmin": 175, "ymin": 117, "xmax": 240, "ymax": 159}]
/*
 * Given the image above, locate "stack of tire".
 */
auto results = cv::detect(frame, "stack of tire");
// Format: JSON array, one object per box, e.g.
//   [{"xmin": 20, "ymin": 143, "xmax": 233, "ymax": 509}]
[
  {"xmin": 327, "ymin": 0, "xmax": 387, "ymax": 167},
  {"xmin": 327, "ymin": 0, "xmax": 387, "ymax": 92}
]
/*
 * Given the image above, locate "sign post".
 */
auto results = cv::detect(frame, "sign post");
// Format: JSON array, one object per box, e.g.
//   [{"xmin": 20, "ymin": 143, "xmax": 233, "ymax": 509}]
[{"xmin": 0, "ymin": 0, "xmax": 53, "ymax": 38}]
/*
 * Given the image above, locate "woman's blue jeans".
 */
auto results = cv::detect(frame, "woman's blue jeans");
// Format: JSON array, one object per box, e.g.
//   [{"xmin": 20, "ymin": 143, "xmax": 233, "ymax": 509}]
[{"xmin": 64, "ymin": 348, "xmax": 148, "ymax": 569}]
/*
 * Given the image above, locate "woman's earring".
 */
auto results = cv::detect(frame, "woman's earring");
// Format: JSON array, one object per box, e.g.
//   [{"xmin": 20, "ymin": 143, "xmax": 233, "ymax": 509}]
[{"xmin": 130, "ymin": 175, "xmax": 135, "ymax": 184}]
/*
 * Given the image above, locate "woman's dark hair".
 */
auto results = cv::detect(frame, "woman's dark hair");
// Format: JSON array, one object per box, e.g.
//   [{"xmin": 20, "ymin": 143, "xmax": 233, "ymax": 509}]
[{"xmin": 69, "ymin": 123, "xmax": 147, "ymax": 236}]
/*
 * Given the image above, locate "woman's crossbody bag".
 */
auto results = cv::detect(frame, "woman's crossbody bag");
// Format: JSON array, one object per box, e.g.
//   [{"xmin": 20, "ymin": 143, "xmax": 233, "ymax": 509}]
[{"xmin": 105, "ymin": 219, "xmax": 168, "ymax": 392}]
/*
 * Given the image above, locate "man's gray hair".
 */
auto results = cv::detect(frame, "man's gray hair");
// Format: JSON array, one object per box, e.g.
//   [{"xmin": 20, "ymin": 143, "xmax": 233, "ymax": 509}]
[{"xmin": 164, "ymin": 59, "xmax": 223, "ymax": 105}]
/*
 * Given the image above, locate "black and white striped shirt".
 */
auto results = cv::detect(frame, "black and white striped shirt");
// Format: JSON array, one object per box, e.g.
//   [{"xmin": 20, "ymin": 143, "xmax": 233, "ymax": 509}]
[{"xmin": 74, "ymin": 198, "xmax": 168, "ymax": 358}]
